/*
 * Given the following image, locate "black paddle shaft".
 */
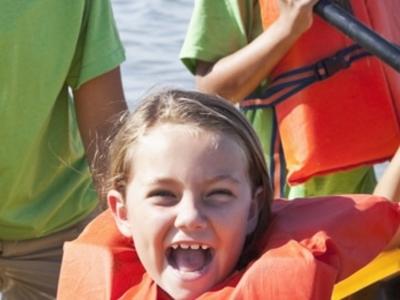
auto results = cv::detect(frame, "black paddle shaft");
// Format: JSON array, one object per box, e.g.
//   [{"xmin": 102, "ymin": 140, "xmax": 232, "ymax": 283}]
[{"xmin": 314, "ymin": 0, "xmax": 400, "ymax": 72}]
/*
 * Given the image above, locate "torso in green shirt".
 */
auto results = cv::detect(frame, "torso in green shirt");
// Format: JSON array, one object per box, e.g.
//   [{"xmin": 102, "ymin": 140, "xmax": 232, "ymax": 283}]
[{"xmin": 0, "ymin": 0, "xmax": 125, "ymax": 239}]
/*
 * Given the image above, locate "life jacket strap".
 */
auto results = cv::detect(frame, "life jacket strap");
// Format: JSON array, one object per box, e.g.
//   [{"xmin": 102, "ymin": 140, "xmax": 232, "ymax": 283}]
[
  {"xmin": 269, "ymin": 107, "xmax": 287, "ymax": 198},
  {"xmin": 241, "ymin": 44, "xmax": 371, "ymax": 110}
]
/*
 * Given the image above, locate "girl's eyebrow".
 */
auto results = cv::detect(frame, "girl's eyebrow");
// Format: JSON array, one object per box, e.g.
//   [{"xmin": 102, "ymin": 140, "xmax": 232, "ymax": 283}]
[
  {"xmin": 145, "ymin": 178, "xmax": 177, "ymax": 186},
  {"xmin": 145, "ymin": 175, "xmax": 241, "ymax": 186},
  {"xmin": 205, "ymin": 174, "xmax": 241, "ymax": 185}
]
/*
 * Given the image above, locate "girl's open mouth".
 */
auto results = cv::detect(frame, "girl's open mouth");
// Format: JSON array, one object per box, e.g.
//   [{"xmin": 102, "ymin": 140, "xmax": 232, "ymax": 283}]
[{"xmin": 166, "ymin": 243, "xmax": 214, "ymax": 276}]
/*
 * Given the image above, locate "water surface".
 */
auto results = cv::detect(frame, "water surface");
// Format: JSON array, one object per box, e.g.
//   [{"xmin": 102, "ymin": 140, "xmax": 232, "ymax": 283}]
[{"xmin": 112, "ymin": 0, "xmax": 194, "ymax": 108}]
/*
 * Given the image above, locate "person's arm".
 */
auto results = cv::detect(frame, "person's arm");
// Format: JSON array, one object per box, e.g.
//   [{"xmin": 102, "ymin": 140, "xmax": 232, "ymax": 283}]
[
  {"xmin": 73, "ymin": 67, "xmax": 127, "ymax": 207},
  {"xmin": 374, "ymin": 146, "xmax": 400, "ymax": 202},
  {"xmin": 196, "ymin": 0, "xmax": 318, "ymax": 103},
  {"xmin": 373, "ymin": 146, "xmax": 400, "ymax": 249}
]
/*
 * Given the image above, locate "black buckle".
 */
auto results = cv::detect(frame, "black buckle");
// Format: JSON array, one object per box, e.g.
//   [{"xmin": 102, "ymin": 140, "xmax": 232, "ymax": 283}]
[{"xmin": 315, "ymin": 53, "xmax": 350, "ymax": 80}]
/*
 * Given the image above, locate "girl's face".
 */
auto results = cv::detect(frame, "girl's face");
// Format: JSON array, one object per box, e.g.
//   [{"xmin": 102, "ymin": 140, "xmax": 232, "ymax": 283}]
[{"xmin": 109, "ymin": 123, "xmax": 260, "ymax": 300}]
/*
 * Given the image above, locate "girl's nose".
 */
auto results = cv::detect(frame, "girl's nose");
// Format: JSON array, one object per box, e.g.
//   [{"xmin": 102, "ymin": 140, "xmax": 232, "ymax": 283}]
[{"xmin": 174, "ymin": 195, "xmax": 207, "ymax": 231}]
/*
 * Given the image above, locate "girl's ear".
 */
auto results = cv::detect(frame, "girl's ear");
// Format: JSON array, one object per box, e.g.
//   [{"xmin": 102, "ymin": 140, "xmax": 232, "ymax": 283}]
[
  {"xmin": 246, "ymin": 187, "xmax": 263, "ymax": 235},
  {"xmin": 108, "ymin": 189, "xmax": 132, "ymax": 238}
]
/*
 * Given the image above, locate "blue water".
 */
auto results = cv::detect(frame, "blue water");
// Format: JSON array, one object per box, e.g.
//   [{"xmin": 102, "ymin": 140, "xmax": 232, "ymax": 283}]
[{"xmin": 112, "ymin": 0, "xmax": 195, "ymax": 108}]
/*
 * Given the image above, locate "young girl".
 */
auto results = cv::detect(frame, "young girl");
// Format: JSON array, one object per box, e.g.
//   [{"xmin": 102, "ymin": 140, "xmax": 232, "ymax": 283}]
[{"xmin": 57, "ymin": 89, "xmax": 400, "ymax": 300}]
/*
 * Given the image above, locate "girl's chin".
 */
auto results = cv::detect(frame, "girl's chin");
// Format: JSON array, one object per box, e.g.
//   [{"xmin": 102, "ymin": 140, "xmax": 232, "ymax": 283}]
[
  {"xmin": 161, "ymin": 282, "xmax": 210, "ymax": 300},
  {"xmin": 166, "ymin": 262, "xmax": 211, "ymax": 281},
  {"xmin": 160, "ymin": 264, "xmax": 217, "ymax": 300}
]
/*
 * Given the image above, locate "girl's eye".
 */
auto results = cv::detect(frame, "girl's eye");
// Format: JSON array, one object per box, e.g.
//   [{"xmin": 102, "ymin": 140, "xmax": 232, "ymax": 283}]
[
  {"xmin": 148, "ymin": 190, "xmax": 175, "ymax": 198},
  {"xmin": 147, "ymin": 189, "xmax": 177, "ymax": 205},
  {"xmin": 205, "ymin": 189, "xmax": 235, "ymax": 203}
]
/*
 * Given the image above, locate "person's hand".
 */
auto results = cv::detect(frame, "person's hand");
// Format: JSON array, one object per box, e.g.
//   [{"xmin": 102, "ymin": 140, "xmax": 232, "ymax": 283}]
[{"xmin": 276, "ymin": 0, "xmax": 319, "ymax": 37}]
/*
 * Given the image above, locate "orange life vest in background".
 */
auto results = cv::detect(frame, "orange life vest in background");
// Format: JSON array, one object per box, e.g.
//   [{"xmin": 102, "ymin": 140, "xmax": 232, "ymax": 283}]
[
  {"xmin": 57, "ymin": 195, "xmax": 400, "ymax": 300},
  {"xmin": 242, "ymin": 0, "xmax": 400, "ymax": 185}
]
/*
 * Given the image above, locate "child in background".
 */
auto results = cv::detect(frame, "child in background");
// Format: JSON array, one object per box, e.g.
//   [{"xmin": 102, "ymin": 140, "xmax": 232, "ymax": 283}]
[
  {"xmin": 179, "ymin": 0, "xmax": 376, "ymax": 198},
  {"xmin": 57, "ymin": 89, "xmax": 400, "ymax": 300}
]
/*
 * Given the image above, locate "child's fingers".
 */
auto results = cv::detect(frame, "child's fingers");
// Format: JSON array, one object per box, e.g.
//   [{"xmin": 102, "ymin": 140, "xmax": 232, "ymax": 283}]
[{"xmin": 277, "ymin": 0, "xmax": 317, "ymax": 35}]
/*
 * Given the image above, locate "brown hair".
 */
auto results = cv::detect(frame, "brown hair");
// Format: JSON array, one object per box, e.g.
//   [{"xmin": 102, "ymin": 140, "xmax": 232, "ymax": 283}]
[{"xmin": 107, "ymin": 88, "xmax": 272, "ymax": 266}]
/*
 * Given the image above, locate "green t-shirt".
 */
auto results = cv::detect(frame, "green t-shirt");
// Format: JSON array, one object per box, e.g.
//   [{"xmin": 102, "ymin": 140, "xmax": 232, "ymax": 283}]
[
  {"xmin": 0, "ymin": 0, "xmax": 125, "ymax": 240},
  {"xmin": 180, "ymin": 0, "xmax": 376, "ymax": 198}
]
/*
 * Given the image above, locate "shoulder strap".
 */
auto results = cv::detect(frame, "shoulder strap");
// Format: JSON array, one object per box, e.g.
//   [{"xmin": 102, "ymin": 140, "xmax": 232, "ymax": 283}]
[{"xmin": 241, "ymin": 44, "xmax": 370, "ymax": 110}]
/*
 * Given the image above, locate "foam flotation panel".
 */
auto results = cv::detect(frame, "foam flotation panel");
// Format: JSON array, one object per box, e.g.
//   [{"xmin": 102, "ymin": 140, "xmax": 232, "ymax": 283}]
[{"xmin": 57, "ymin": 195, "xmax": 400, "ymax": 300}]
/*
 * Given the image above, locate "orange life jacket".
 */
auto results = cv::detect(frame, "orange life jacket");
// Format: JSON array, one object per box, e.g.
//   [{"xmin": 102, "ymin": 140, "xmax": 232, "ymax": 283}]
[
  {"xmin": 57, "ymin": 195, "xmax": 400, "ymax": 300},
  {"xmin": 241, "ymin": 0, "xmax": 400, "ymax": 185}
]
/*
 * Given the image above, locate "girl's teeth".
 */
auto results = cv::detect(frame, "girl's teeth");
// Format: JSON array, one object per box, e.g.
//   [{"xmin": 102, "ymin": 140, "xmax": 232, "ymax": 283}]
[{"xmin": 170, "ymin": 243, "xmax": 209, "ymax": 250}]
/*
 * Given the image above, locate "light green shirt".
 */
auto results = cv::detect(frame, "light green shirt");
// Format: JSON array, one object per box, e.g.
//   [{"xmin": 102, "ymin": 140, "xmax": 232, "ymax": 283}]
[
  {"xmin": 180, "ymin": 0, "xmax": 376, "ymax": 198},
  {"xmin": 0, "ymin": 0, "xmax": 125, "ymax": 239},
  {"xmin": 181, "ymin": 0, "xmax": 262, "ymax": 74}
]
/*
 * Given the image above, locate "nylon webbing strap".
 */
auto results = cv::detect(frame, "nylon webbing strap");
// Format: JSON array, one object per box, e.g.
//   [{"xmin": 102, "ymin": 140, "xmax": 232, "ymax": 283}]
[{"xmin": 241, "ymin": 44, "xmax": 370, "ymax": 110}]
